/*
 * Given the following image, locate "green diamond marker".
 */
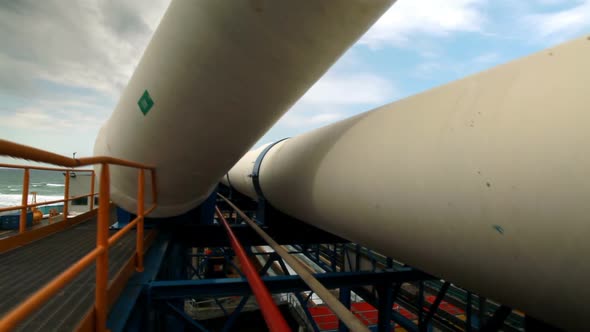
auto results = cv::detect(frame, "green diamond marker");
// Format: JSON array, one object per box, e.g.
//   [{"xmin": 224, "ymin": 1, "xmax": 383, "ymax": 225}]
[{"xmin": 138, "ymin": 90, "xmax": 154, "ymax": 116}]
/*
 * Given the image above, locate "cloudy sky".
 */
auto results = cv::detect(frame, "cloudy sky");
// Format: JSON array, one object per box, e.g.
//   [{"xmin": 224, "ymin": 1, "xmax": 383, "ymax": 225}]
[{"xmin": 1, "ymin": 0, "xmax": 589, "ymax": 164}]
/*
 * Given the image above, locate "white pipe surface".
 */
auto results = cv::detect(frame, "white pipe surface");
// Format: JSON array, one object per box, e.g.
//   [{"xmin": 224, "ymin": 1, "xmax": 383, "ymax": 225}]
[
  {"xmin": 94, "ymin": 0, "xmax": 394, "ymax": 217},
  {"xmin": 225, "ymin": 36, "xmax": 590, "ymax": 330}
]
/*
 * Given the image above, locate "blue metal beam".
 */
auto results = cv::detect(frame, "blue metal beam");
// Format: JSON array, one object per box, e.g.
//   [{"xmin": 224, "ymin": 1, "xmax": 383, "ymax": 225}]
[
  {"xmin": 276, "ymin": 256, "xmax": 290, "ymax": 276},
  {"xmin": 162, "ymin": 241, "xmax": 188, "ymax": 330},
  {"xmin": 162, "ymin": 301, "xmax": 208, "ymax": 332},
  {"xmin": 481, "ymin": 305, "xmax": 512, "ymax": 332},
  {"xmin": 376, "ymin": 284, "xmax": 393, "ymax": 332},
  {"xmin": 259, "ymin": 252, "xmax": 279, "ymax": 275},
  {"xmin": 466, "ymin": 292, "xmax": 473, "ymax": 332},
  {"xmin": 418, "ymin": 281, "xmax": 424, "ymax": 325},
  {"xmin": 421, "ymin": 281, "xmax": 451, "ymax": 331},
  {"xmin": 352, "ymin": 286, "xmax": 418, "ymax": 332},
  {"xmin": 338, "ymin": 287, "xmax": 351, "ymax": 332},
  {"xmin": 221, "ymin": 296, "xmax": 250, "ymax": 332},
  {"xmin": 107, "ymin": 232, "xmax": 170, "ymax": 332},
  {"xmin": 294, "ymin": 292, "xmax": 321, "ymax": 332},
  {"xmin": 148, "ymin": 269, "xmax": 433, "ymax": 299}
]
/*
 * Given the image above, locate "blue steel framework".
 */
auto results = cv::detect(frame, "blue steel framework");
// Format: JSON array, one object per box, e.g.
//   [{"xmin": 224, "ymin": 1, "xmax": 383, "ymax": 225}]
[
  {"xmin": 293, "ymin": 242, "xmax": 527, "ymax": 332},
  {"xmin": 106, "ymin": 185, "xmax": 559, "ymax": 332}
]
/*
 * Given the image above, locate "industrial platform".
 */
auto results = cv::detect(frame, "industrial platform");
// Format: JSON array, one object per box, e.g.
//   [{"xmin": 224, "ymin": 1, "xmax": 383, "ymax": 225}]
[
  {"xmin": 0, "ymin": 158, "xmax": 557, "ymax": 332},
  {"xmin": 0, "ymin": 215, "xmax": 140, "ymax": 331},
  {"xmin": 1, "ymin": 1, "xmax": 586, "ymax": 329}
]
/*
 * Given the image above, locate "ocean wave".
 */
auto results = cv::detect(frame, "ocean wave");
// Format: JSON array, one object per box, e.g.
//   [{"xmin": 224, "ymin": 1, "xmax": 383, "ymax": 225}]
[
  {"xmin": 0, "ymin": 194, "xmax": 64, "ymax": 208},
  {"xmin": 46, "ymin": 183, "xmax": 65, "ymax": 187}
]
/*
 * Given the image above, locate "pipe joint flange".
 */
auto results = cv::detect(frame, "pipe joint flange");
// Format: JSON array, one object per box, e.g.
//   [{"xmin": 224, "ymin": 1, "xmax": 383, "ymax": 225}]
[{"xmin": 251, "ymin": 137, "xmax": 290, "ymax": 200}]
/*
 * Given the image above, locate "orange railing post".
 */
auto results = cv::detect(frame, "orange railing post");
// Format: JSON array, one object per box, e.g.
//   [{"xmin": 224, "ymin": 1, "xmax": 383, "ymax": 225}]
[
  {"xmin": 63, "ymin": 170, "xmax": 70, "ymax": 222},
  {"xmin": 19, "ymin": 168, "xmax": 30, "ymax": 234},
  {"xmin": 136, "ymin": 169, "xmax": 145, "ymax": 272},
  {"xmin": 150, "ymin": 169, "xmax": 157, "ymax": 207},
  {"xmin": 90, "ymin": 170, "xmax": 96, "ymax": 210},
  {"xmin": 0, "ymin": 139, "xmax": 158, "ymax": 330},
  {"xmin": 95, "ymin": 164, "xmax": 110, "ymax": 332}
]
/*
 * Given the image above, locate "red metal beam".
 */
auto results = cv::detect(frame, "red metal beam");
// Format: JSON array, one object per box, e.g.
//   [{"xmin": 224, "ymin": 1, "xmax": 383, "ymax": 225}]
[{"xmin": 214, "ymin": 206, "xmax": 290, "ymax": 332}]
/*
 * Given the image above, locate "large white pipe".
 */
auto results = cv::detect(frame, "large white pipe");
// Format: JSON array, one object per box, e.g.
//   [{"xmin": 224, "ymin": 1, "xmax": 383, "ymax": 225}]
[
  {"xmin": 93, "ymin": 0, "xmax": 394, "ymax": 217},
  {"xmin": 225, "ymin": 36, "xmax": 590, "ymax": 330}
]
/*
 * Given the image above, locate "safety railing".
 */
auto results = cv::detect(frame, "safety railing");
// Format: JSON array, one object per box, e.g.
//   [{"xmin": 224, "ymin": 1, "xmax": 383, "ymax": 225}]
[
  {"xmin": 0, "ymin": 139, "xmax": 157, "ymax": 331},
  {"xmin": 0, "ymin": 163, "xmax": 96, "ymax": 233}
]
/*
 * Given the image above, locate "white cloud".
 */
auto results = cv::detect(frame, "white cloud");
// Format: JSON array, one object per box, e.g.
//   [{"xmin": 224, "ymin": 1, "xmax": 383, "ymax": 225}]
[
  {"xmin": 300, "ymin": 73, "xmax": 396, "ymax": 106},
  {"xmin": 0, "ymin": 0, "xmax": 170, "ymax": 98},
  {"xmin": 473, "ymin": 52, "xmax": 501, "ymax": 63},
  {"xmin": 1, "ymin": 108, "xmax": 53, "ymax": 128},
  {"xmin": 534, "ymin": 0, "xmax": 577, "ymax": 6},
  {"xmin": 8, "ymin": 0, "xmax": 587, "ymax": 159},
  {"xmin": 361, "ymin": 0, "xmax": 486, "ymax": 48},
  {"xmin": 275, "ymin": 72, "xmax": 397, "ymax": 129},
  {"xmin": 414, "ymin": 61, "xmax": 444, "ymax": 78},
  {"xmin": 0, "ymin": 103, "xmax": 107, "ymax": 133},
  {"xmin": 0, "ymin": 99, "xmax": 110, "ymax": 164},
  {"xmin": 0, "ymin": 0, "xmax": 170, "ymax": 162},
  {"xmin": 524, "ymin": 1, "xmax": 590, "ymax": 43},
  {"xmin": 280, "ymin": 111, "xmax": 347, "ymax": 129},
  {"xmin": 411, "ymin": 50, "xmax": 506, "ymax": 83}
]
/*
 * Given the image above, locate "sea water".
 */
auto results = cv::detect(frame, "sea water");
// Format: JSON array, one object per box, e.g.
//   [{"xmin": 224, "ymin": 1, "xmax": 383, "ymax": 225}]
[{"xmin": 0, "ymin": 168, "xmax": 66, "ymax": 208}]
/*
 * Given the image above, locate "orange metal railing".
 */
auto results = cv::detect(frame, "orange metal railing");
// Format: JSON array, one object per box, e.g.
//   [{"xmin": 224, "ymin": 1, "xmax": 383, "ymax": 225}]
[
  {"xmin": 0, "ymin": 163, "xmax": 96, "ymax": 232},
  {"xmin": 0, "ymin": 139, "xmax": 157, "ymax": 331}
]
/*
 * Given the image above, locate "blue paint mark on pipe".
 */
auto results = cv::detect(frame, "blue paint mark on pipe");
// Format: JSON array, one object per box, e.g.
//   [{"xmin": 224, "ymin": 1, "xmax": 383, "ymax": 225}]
[{"xmin": 493, "ymin": 225, "xmax": 504, "ymax": 235}]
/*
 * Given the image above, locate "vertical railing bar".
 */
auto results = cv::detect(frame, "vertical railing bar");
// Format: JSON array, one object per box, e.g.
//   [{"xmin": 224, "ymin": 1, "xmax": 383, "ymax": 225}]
[
  {"xmin": 19, "ymin": 168, "xmax": 30, "ymax": 234},
  {"xmin": 136, "ymin": 169, "xmax": 145, "ymax": 272},
  {"xmin": 90, "ymin": 170, "xmax": 96, "ymax": 210},
  {"xmin": 466, "ymin": 291, "xmax": 473, "ymax": 332},
  {"xmin": 95, "ymin": 163, "xmax": 110, "ymax": 332},
  {"xmin": 150, "ymin": 169, "xmax": 157, "ymax": 207},
  {"xmin": 64, "ymin": 170, "xmax": 70, "ymax": 222}
]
